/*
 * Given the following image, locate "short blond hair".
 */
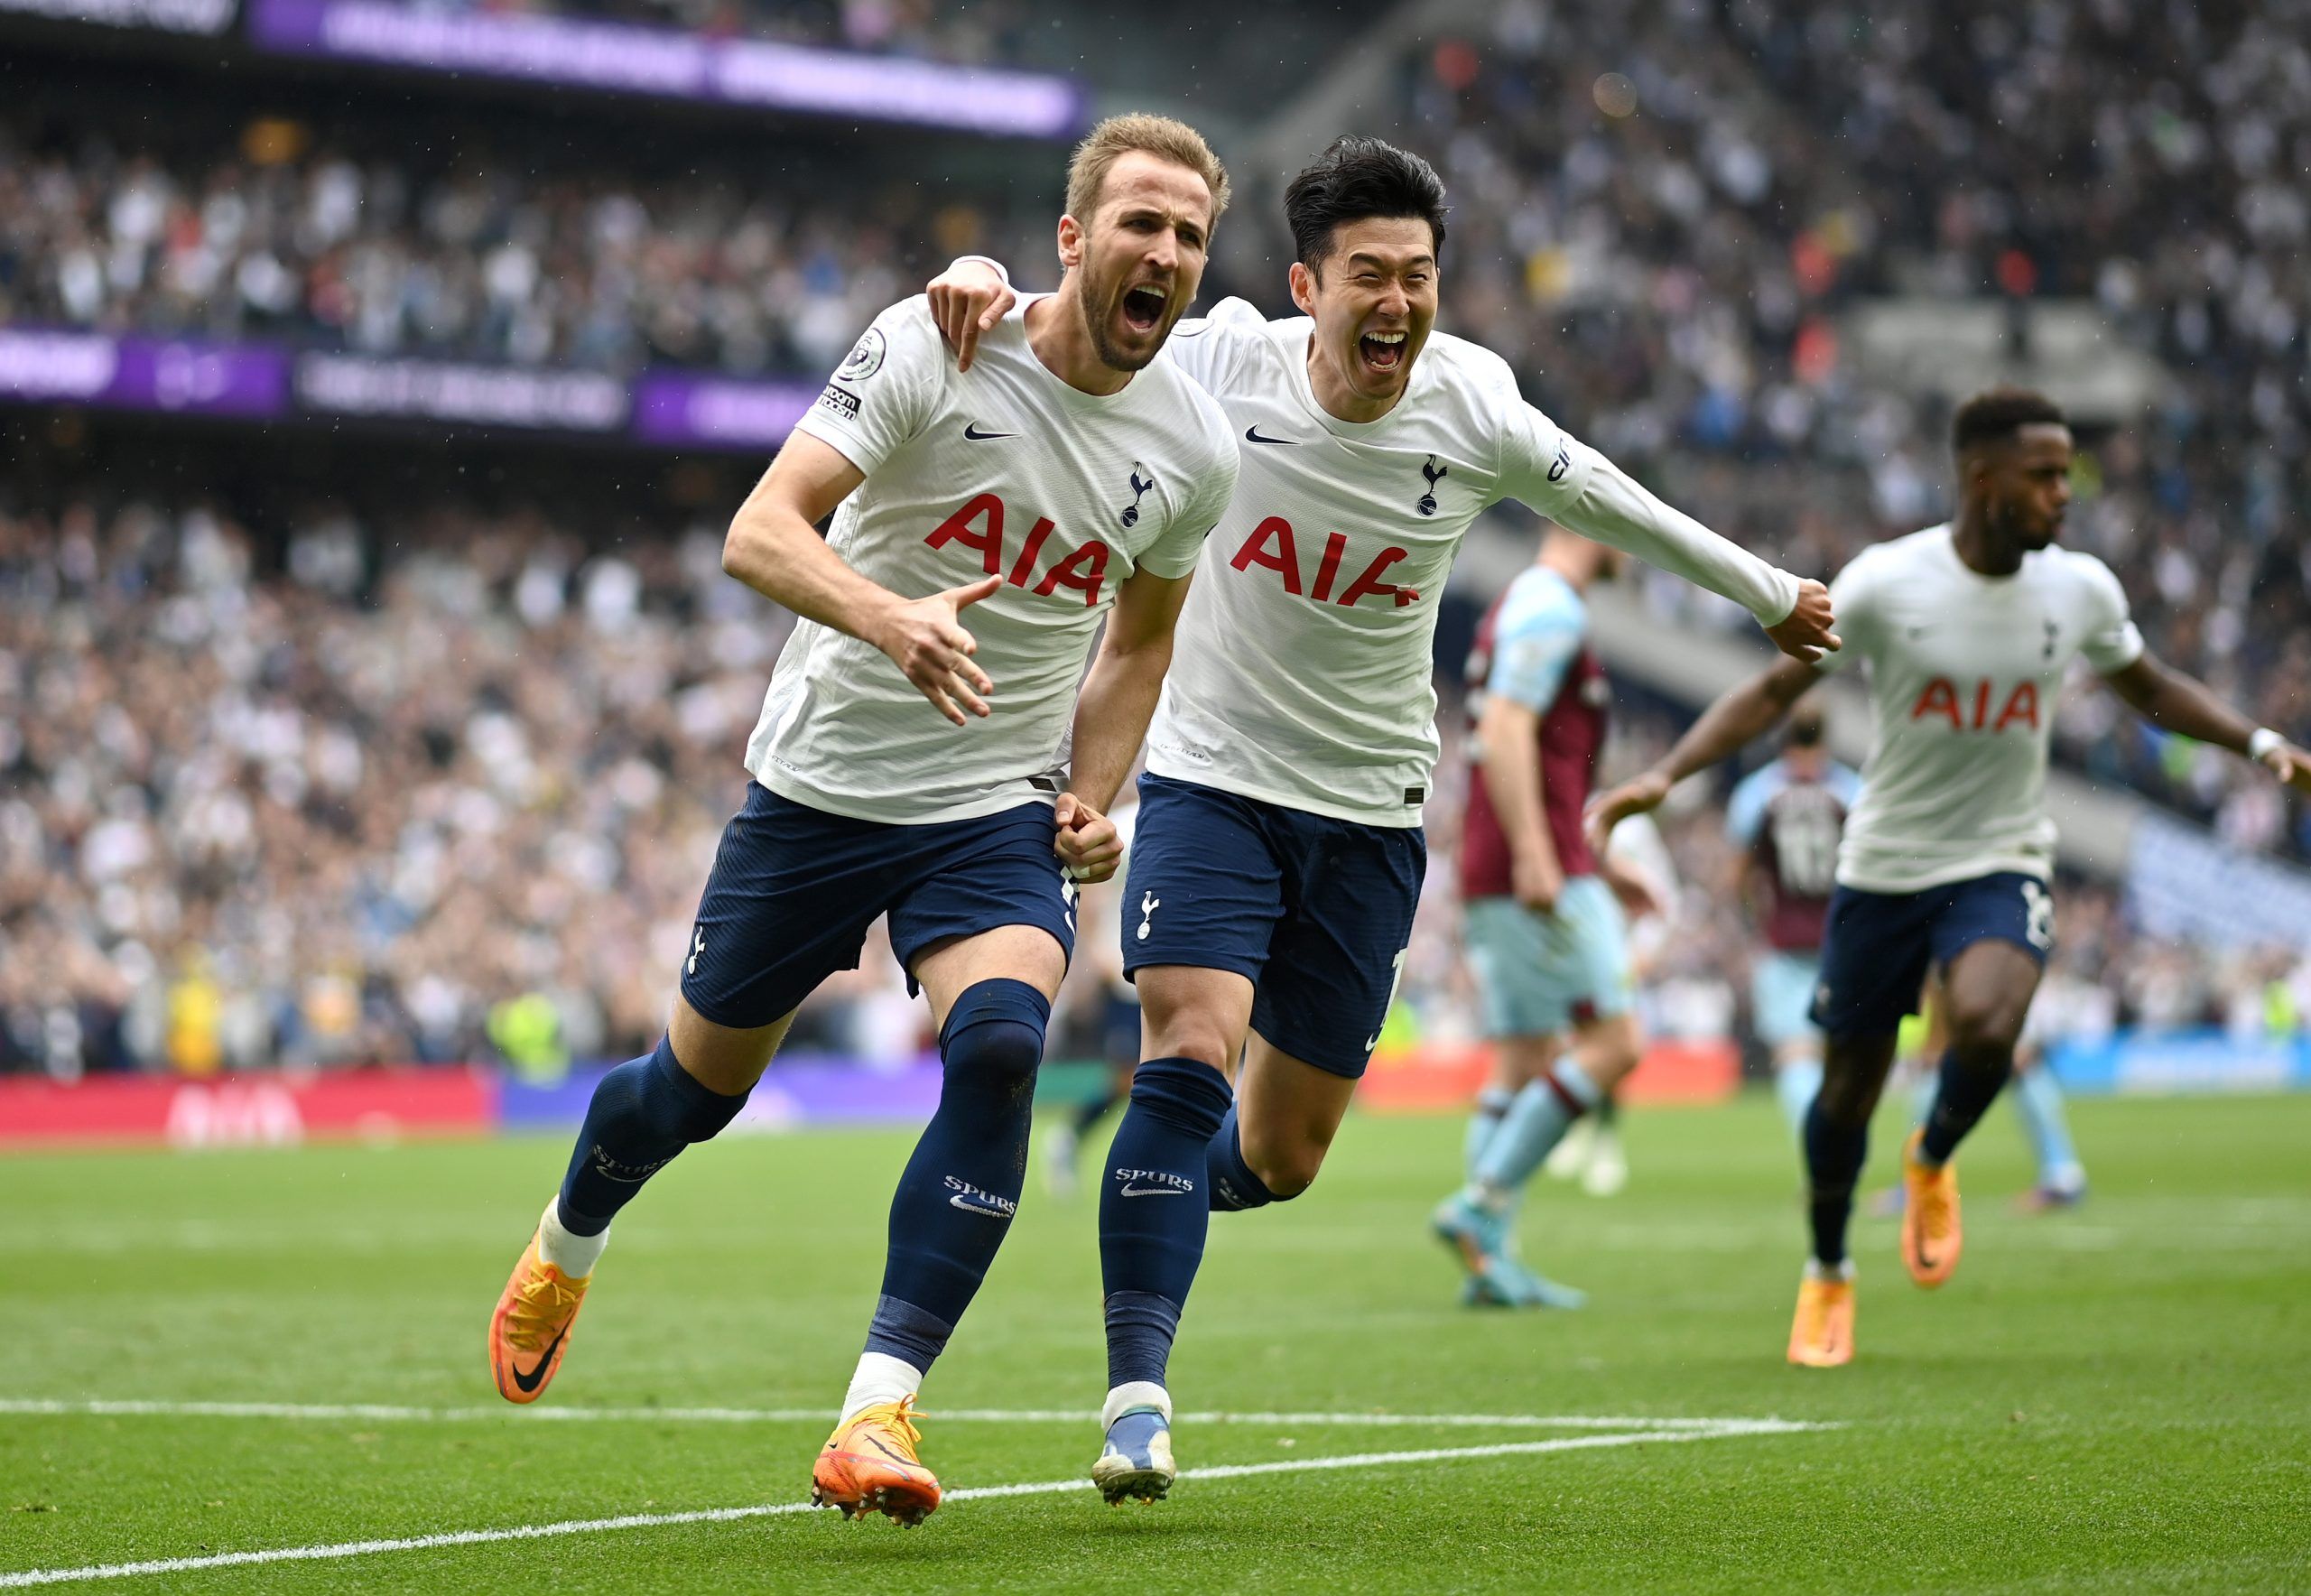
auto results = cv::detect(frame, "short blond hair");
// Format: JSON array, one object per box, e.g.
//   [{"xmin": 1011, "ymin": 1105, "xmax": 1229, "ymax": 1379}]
[{"xmin": 1064, "ymin": 113, "xmax": 1230, "ymax": 229}]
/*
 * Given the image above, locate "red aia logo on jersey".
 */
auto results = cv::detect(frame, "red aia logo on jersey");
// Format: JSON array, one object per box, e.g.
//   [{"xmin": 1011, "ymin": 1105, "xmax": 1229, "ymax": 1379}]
[
  {"xmin": 925, "ymin": 494, "xmax": 1109, "ymax": 607},
  {"xmin": 1911, "ymin": 677, "xmax": 2040, "ymax": 731},
  {"xmin": 1230, "ymin": 516, "xmax": 1420, "ymax": 608}
]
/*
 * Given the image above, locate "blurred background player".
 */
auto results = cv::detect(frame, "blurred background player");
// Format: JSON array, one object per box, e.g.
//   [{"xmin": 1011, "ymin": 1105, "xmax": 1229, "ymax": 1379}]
[
  {"xmin": 485, "ymin": 114, "xmax": 1239, "ymax": 1526},
  {"xmin": 1434, "ymin": 530, "xmax": 1662, "ymax": 1307},
  {"xmin": 1538, "ymin": 807, "xmax": 1679, "ymax": 1198},
  {"xmin": 1722, "ymin": 700, "xmax": 1861, "ymax": 1135},
  {"xmin": 1592, "ymin": 385, "xmax": 2311, "ymax": 1369}
]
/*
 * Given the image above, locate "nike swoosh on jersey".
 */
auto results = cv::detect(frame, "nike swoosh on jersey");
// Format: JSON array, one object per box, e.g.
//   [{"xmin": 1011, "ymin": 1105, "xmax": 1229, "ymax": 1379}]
[
  {"xmin": 963, "ymin": 422, "xmax": 1019, "ymax": 441},
  {"xmin": 1119, "ymin": 1183, "xmax": 1188, "ymax": 1197},
  {"xmin": 1243, "ymin": 426, "xmax": 1299, "ymax": 445},
  {"xmin": 510, "ymin": 1324, "xmax": 569, "ymax": 1394}
]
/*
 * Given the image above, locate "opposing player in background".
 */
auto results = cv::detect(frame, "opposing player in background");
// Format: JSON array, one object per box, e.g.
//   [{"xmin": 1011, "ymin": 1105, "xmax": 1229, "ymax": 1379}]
[
  {"xmin": 927, "ymin": 135, "xmax": 1836, "ymax": 1498},
  {"xmin": 1722, "ymin": 701, "xmax": 1861, "ymax": 1134},
  {"xmin": 484, "ymin": 114, "xmax": 1240, "ymax": 1526},
  {"xmin": 1591, "ymin": 387, "xmax": 2311, "ymax": 1368},
  {"xmin": 1434, "ymin": 532, "xmax": 1660, "ymax": 1305}
]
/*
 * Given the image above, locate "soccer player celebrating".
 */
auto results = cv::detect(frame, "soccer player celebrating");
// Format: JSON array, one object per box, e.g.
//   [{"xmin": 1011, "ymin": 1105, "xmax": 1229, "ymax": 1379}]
[
  {"xmin": 1589, "ymin": 387, "xmax": 2311, "ymax": 1369},
  {"xmin": 1722, "ymin": 700, "xmax": 1862, "ymax": 1134},
  {"xmin": 1434, "ymin": 532, "xmax": 1655, "ymax": 1309},
  {"xmin": 484, "ymin": 114, "xmax": 1239, "ymax": 1526},
  {"xmin": 925, "ymin": 136, "xmax": 1836, "ymax": 1499}
]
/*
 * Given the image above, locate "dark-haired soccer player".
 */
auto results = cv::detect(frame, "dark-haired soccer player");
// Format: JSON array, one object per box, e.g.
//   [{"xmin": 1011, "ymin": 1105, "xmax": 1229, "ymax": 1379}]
[
  {"xmin": 926, "ymin": 135, "xmax": 1837, "ymax": 1498},
  {"xmin": 1591, "ymin": 386, "xmax": 2311, "ymax": 1369},
  {"xmin": 484, "ymin": 113, "xmax": 1239, "ymax": 1526}
]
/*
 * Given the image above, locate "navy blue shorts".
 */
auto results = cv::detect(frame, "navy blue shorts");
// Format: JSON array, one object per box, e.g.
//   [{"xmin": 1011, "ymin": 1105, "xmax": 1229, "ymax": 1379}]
[
  {"xmin": 1121, "ymin": 773, "xmax": 1425, "ymax": 1079},
  {"xmin": 1811, "ymin": 870, "xmax": 2055, "ymax": 1037},
  {"xmin": 680, "ymin": 782, "xmax": 1076, "ymax": 1029}
]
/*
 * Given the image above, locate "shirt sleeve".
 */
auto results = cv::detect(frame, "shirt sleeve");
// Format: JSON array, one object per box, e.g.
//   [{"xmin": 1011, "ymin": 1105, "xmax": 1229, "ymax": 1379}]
[
  {"xmin": 1157, "ymin": 296, "xmax": 1261, "ymax": 396},
  {"xmin": 1544, "ymin": 447, "xmax": 1802, "ymax": 627},
  {"xmin": 1137, "ymin": 423, "xmax": 1239, "ymax": 580},
  {"xmin": 1724, "ymin": 766, "xmax": 1776, "ymax": 847},
  {"xmin": 788, "ymin": 297, "xmax": 946, "ymax": 477},
  {"xmin": 2076, "ymin": 555, "xmax": 2147, "ymax": 673},
  {"xmin": 1487, "ymin": 589, "xmax": 1585, "ymax": 711},
  {"xmin": 1808, "ymin": 551, "xmax": 1880, "ymax": 677}
]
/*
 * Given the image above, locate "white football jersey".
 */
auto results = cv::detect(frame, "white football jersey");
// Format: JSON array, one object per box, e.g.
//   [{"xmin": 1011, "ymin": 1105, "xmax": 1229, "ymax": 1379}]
[
  {"xmin": 1815, "ymin": 524, "xmax": 2143, "ymax": 893},
  {"xmin": 749, "ymin": 294, "xmax": 1237, "ymax": 824},
  {"xmin": 1143, "ymin": 301, "xmax": 1798, "ymax": 825}
]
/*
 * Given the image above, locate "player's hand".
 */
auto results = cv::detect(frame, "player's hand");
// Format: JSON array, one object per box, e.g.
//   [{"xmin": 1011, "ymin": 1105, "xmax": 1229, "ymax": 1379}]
[
  {"xmin": 1764, "ymin": 579, "xmax": 1840, "ymax": 664},
  {"xmin": 875, "ymin": 576, "xmax": 1000, "ymax": 726},
  {"xmin": 928, "ymin": 260, "xmax": 1016, "ymax": 373},
  {"xmin": 2260, "ymin": 738, "xmax": 2311, "ymax": 795},
  {"xmin": 1053, "ymin": 792, "xmax": 1122, "ymax": 884},
  {"xmin": 1585, "ymin": 769, "xmax": 1672, "ymax": 857},
  {"xmin": 1511, "ymin": 853, "xmax": 1564, "ymax": 916},
  {"xmin": 1602, "ymin": 859, "xmax": 1663, "ymax": 922}
]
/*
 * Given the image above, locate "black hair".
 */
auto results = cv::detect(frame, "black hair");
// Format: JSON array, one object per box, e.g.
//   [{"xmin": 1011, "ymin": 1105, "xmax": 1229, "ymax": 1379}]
[
  {"xmin": 1952, "ymin": 385, "xmax": 2066, "ymax": 457},
  {"xmin": 1283, "ymin": 136, "xmax": 1449, "ymax": 275}
]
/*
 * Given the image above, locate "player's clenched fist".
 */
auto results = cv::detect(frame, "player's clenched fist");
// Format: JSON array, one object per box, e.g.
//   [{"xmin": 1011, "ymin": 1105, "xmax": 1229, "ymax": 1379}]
[
  {"xmin": 1764, "ymin": 578, "xmax": 1840, "ymax": 663},
  {"xmin": 873, "ymin": 575, "xmax": 1001, "ymax": 726},
  {"xmin": 1052, "ymin": 792, "xmax": 1123, "ymax": 884},
  {"xmin": 928, "ymin": 259, "xmax": 1017, "ymax": 373},
  {"xmin": 2259, "ymin": 737, "xmax": 2311, "ymax": 795}
]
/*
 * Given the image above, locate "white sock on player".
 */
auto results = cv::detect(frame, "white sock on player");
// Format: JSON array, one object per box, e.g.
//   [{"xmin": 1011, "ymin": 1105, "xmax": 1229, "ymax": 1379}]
[
  {"xmin": 536, "ymin": 1198, "xmax": 608, "ymax": 1278},
  {"xmin": 840, "ymin": 1352, "xmax": 924, "ymax": 1425},
  {"xmin": 1103, "ymin": 1379, "xmax": 1173, "ymax": 1429}
]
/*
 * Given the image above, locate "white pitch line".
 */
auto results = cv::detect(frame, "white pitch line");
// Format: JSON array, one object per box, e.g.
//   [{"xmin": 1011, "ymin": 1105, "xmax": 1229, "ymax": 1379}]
[
  {"xmin": 0, "ymin": 1420, "xmax": 1833, "ymax": 1589},
  {"xmin": 0, "ymin": 1397, "xmax": 1745, "ymax": 1432}
]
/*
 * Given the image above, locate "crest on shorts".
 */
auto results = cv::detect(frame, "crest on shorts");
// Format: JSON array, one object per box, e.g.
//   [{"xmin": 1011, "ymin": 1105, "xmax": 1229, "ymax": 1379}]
[{"xmin": 1121, "ymin": 464, "xmax": 1155, "ymax": 528}]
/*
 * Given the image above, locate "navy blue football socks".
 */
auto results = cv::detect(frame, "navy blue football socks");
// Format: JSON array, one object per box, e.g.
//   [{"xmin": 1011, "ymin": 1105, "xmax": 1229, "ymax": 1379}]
[
  {"xmin": 557, "ymin": 1034, "xmax": 747, "ymax": 1236},
  {"xmin": 1802, "ymin": 1090, "xmax": 1870, "ymax": 1267},
  {"xmin": 863, "ymin": 979, "xmax": 1048, "ymax": 1373},
  {"xmin": 1100, "ymin": 1055, "xmax": 1234, "ymax": 1389},
  {"xmin": 1206, "ymin": 1102, "xmax": 1282, "ymax": 1211},
  {"xmin": 1918, "ymin": 1045, "xmax": 2014, "ymax": 1166}
]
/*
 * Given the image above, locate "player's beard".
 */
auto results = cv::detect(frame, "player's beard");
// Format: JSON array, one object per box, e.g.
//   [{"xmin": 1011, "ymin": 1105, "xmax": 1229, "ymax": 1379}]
[{"xmin": 1076, "ymin": 254, "xmax": 1165, "ymax": 373}]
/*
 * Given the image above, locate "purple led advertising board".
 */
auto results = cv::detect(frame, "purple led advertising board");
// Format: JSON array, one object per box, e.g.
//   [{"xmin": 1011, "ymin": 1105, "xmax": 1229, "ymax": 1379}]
[
  {"xmin": 246, "ymin": 0, "xmax": 1084, "ymax": 137},
  {"xmin": 632, "ymin": 373, "xmax": 815, "ymax": 450},
  {"xmin": 0, "ymin": 330, "xmax": 287, "ymax": 416}
]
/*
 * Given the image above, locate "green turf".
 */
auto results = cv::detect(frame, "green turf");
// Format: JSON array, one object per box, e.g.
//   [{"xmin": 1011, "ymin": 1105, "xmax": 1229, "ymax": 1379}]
[{"xmin": 4, "ymin": 1092, "xmax": 2308, "ymax": 1592}]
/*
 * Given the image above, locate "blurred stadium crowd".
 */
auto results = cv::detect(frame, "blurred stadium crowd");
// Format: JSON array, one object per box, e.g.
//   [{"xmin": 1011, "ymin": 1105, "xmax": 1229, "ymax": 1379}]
[
  {"xmin": 3, "ymin": 497, "xmax": 2304, "ymax": 1080},
  {"xmin": 2, "ymin": 0, "xmax": 2307, "ymax": 1076}
]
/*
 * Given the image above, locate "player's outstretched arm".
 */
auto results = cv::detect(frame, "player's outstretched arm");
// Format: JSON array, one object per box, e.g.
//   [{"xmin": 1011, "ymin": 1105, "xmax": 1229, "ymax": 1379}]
[
  {"xmin": 724, "ymin": 431, "xmax": 1001, "ymax": 727},
  {"xmin": 1556, "ymin": 454, "xmax": 1839, "ymax": 662},
  {"xmin": 926, "ymin": 256, "xmax": 1018, "ymax": 372},
  {"xmin": 2102, "ymin": 653, "xmax": 2311, "ymax": 794},
  {"xmin": 1584, "ymin": 655, "xmax": 1819, "ymax": 850},
  {"xmin": 1053, "ymin": 566, "xmax": 1196, "ymax": 883}
]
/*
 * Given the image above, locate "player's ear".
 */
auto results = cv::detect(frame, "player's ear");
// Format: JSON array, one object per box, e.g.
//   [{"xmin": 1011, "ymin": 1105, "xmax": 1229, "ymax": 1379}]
[
  {"xmin": 1056, "ymin": 214, "xmax": 1085, "ymax": 273},
  {"xmin": 1288, "ymin": 261, "xmax": 1317, "ymax": 317}
]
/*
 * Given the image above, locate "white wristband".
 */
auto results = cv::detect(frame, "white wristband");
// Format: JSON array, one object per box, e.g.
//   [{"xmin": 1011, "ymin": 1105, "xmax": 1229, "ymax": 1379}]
[{"xmin": 2249, "ymin": 728, "xmax": 2282, "ymax": 760}]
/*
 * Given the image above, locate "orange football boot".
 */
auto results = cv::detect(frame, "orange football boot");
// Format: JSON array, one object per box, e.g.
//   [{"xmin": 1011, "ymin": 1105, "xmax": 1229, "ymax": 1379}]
[
  {"xmin": 488, "ymin": 1230, "xmax": 591, "ymax": 1404},
  {"xmin": 1787, "ymin": 1265, "xmax": 1856, "ymax": 1368},
  {"xmin": 1899, "ymin": 1128, "xmax": 1963, "ymax": 1288},
  {"xmin": 812, "ymin": 1397, "xmax": 942, "ymax": 1526}
]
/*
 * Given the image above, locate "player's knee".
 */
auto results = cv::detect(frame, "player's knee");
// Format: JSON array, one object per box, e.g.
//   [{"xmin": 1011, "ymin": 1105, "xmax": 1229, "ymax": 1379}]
[
  {"xmin": 1241, "ymin": 1122, "xmax": 1331, "ymax": 1197},
  {"xmin": 620, "ymin": 1035, "xmax": 749, "ymax": 1146},
  {"xmin": 941, "ymin": 979, "xmax": 1051, "ymax": 1100},
  {"xmin": 1142, "ymin": 1016, "xmax": 1236, "ymax": 1075},
  {"xmin": 1943, "ymin": 1000, "xmax": 2026, "ymax": 1062}
]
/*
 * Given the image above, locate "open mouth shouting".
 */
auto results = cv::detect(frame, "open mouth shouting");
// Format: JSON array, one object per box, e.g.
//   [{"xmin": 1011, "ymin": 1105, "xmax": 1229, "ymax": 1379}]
[
  {"xmin": 1359, "ymin": 327, "xmax": 1409, "ymax": 376},
  {"xmin": 1120, "ymin": 282, "xmax": 1170, "ymax": 334}
]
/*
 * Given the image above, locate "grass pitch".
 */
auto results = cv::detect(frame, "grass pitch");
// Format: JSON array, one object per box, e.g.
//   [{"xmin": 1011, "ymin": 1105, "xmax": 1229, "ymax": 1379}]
[{"xmin": 4, "ymin": 1091, "xmax": 2307, "ymax": 1592}]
